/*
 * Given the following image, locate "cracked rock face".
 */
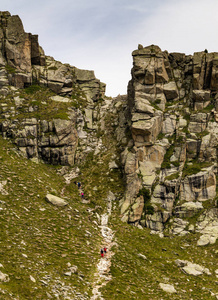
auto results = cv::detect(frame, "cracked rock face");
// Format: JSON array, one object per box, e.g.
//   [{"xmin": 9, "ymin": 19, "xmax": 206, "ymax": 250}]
[
  {"xmin": 121, "ymin": 44, "xmax": 218, "ymax": 232},
  {"xmin": 0, "ymin": 11, "xmax": 106, "ymax": 166},
  {"xmin": 0, "ymin": 12, "xmax": 105, "ymax": 98}
]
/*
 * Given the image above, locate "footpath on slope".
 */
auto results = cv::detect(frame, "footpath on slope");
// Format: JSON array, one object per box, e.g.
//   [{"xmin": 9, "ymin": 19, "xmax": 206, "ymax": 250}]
[{"xmin": 90, "ymin": 193, "xmax": 116, "ymax": 300}]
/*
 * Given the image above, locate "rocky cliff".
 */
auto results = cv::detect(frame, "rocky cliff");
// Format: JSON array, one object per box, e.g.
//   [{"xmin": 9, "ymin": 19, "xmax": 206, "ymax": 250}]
[
  {"xmin": 120, "ymin": 45, "xmax": 218, "ymax": 244},
  {"xmin": 0, "ymin": 12, "xmax": 217, "ymax": 241},
  {"xmin": 0, "ymin": 11, "xmax": 105, "ymax": 166}
]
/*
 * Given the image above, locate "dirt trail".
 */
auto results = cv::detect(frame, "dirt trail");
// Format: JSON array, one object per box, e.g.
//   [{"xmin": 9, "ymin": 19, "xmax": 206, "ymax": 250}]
[{"xmin": 91, "ymin": 198, "xmax": 115, "ymax": 299}]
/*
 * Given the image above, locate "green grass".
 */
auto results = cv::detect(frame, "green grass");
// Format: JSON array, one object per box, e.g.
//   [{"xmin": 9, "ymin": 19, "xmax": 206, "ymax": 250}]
[
  {"xmin": 71, "ymin": 84, "xmax": 88, "ymax": 109},
  {"xmin": 196, "ymin": 130, "xmax": 209, "ymax": 139},
  {"xmin": 201, "ymin": 104, "xmax": 214, "ymax": 113},
  {"xmin": 182, "ymin": 160, "xmax": 212, "ymax": 177},
  {"xmin": 100, "ymin": 217, "xmax": 218, "ymax": 300},
  {"xmin": 0, "ymin": 86, "xmax": 87, "ymax": 123},
  {"xmin": 0, "ymin": 137, "xmax": 102, "ymax": 299},
  {"xmin": 5, "ymin": 64, "xmax": 16, "ymax": 74},
  {"xmin": 165, "ymin": 172, "xmax": 180, "ymax": 181},
  {"xmin": 157, "ymin": 132, "xmax": 165, "ymax": 140},
  {"xmin": 161, "ymin": 144, "xmax": 175, "ymax": 169},
  {"xmin": 24, "ymin": 85, "xmax": 45, "ymax": 94}
]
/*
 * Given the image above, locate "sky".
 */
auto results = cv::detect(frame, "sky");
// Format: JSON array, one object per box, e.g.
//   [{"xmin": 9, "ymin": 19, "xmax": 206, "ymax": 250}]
[{"xmin": 1, "ymin": 0, "xmax": 218, "ymax": 96}]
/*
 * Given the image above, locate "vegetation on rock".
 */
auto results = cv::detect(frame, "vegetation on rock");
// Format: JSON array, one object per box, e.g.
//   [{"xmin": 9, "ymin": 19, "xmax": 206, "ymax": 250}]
[{"xmin": 0, "ymin": 11, "xmax": 217, "ymax": 300}]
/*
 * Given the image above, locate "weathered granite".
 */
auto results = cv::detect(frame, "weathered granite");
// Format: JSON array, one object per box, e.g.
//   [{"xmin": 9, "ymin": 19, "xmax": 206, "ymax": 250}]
[{"xmin": 121, "ymin": 44, "xmax": 218, "ymax": 232}]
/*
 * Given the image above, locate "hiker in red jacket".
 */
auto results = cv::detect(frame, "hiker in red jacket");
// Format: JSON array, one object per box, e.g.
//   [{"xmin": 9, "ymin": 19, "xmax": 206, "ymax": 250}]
[
  {"xmin": 104, "ymin": 247, "xmax": 107, "ymax": 254},
  {"xmin": 100, "ymin": 248, "xmax": 104, "ymax": 257}
]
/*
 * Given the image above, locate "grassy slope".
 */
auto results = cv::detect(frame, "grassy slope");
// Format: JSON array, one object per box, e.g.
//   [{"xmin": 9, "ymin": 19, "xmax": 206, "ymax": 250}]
[
  {"xmin": 101, "ymin": 216, "xmax": 217, "ymax": 300},
  {"xmin": 0, "ymin": 137, "xmax": 102, "ymax": 299},
  {"xmin": 0, "ymin": 96, "xmax": 125, "ymax": 299}
]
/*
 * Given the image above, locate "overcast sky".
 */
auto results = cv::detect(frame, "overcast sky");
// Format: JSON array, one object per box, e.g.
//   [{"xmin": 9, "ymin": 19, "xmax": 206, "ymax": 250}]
[{"xmin": 1, "ymin": 0, "xmax": 218, "ymax": 96}]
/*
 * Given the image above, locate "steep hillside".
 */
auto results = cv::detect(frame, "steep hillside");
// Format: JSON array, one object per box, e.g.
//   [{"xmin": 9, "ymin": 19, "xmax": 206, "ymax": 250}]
[{"xmin": 0, "ymin": 11, "xmax": 217, "ymax": 300}]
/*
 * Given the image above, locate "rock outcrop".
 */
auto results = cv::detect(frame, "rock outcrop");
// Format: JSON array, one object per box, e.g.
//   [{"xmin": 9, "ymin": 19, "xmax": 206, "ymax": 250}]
[
  {"xmin": 0, "ymin": 12, "xmax": 105, "ymax": 99},
  {"xmin": 120, "ymin": 44, "xmax": 218, "ymax": 234},
  {"xmin": 0, "ymin": 11, "xmax": 106, "ymax": 166},
  {"xmin": 0, "ymin": 12, "xmax": 217, "ymax": 237}
]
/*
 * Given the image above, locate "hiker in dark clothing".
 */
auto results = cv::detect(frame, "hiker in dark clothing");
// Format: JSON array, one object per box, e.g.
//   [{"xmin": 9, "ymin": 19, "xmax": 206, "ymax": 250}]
[
  {"xmin": 78, "ymin": 182, "xmax": 81, "ymax": 189},
  {"xmin": 100, "ymin": 249, "xmax": 104, "ymax": 257}
]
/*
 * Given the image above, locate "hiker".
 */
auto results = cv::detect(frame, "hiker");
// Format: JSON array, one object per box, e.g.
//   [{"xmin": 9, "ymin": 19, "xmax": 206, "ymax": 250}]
[
  {"xmin": 100, "ymin": 248, "xmax": 104, "ymax": 257},
  {"xmin": 78, "ymin": 182, "xmax": 81, "ymax": 189},
  {"xmin": 81, "ymin": 192, "xmax": 84, "ymax": 199},
  {"xmin": 104, "ymin": 247, "xmax": 107, "ymax": 254}
]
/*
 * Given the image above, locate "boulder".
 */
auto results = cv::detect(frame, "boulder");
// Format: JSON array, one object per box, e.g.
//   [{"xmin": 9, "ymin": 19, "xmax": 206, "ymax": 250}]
[
  {"xmin": 197, "ymin": 235, "xmax": 211, "ymax": 246},
  {"xmin": 109, "ymin": 161, "xmax": 119, "ymax": 169},
  {"xmin": 175, "ymin": 259, "xmax": 211, "ymax": 276},
  {"xmin": 0, "ymin": 180, "xmax": 8, "ymax": 195},
  {"xmin": 120, "ymin": 200, "xmax": 131, "ymax": 215},
  {"xmin": 178, "ymin": 117, "xmax": 187, "ymax": 129},
  {"xmin": 175, "ymin": 259, "xmax": 189, "ymax": 267},
  {"xmin": 135, "ymin": 97, "xmax": 154, "ymax": 114},
  {"xmin": 30, "ymin": 275, "xmax": 36, "ymax": 283},
  {"xmin": 50, "ymin": 95, "xmax": 70, "ymax": 102},
  {"xmin": 0, "ymin": 271, "xmax": 9, "ymax": 282},
  {"xmin": 182, "ymin": 263, "xmax": 211, "ymax": 276},
  {"xmin": 159, "ymin": 283, "xmax": 176, "ymax": 294},
  {"xmin": 45, "ymin": 194, "xmax": 68, "ymax": 207}
]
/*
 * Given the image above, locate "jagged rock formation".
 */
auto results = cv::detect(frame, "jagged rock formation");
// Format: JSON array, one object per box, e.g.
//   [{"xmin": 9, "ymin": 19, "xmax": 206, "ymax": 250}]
[
  {"xmin": 0, "ymin": 11, "xmax": 217, "ymax": 239},
  {"xmin": 0, "ymin": 11, "xmax": 105, "ymax": 165},
  {"xmin": 120, "ymin": 45, "xmax": 218, "ymax": 237},
  {"xmin": 0, "ymin": 12, "xmax": 105, "ymax": 99}
]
